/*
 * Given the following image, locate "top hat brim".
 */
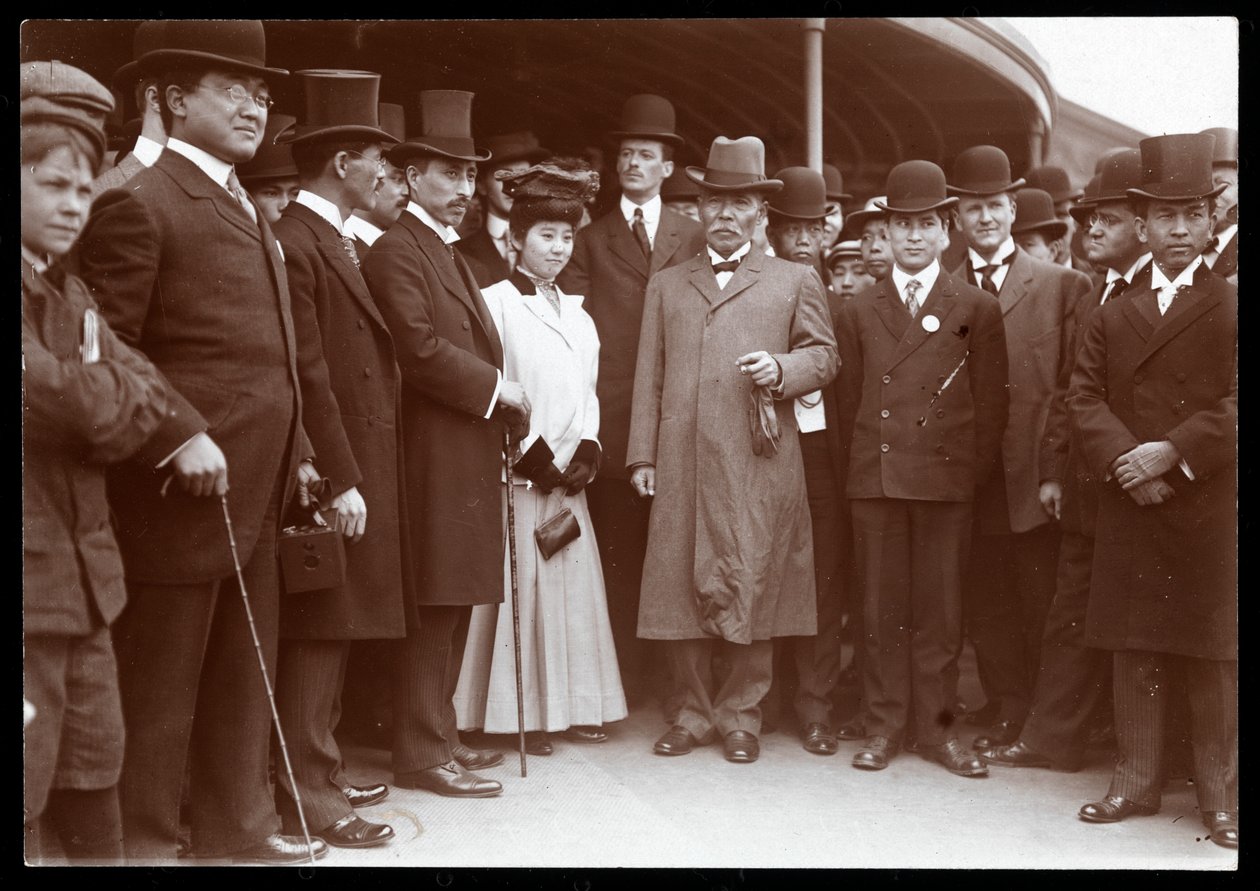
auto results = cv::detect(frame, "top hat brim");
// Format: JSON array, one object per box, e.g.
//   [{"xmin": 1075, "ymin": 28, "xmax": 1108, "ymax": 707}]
[
  {"xmin": 277, "ymin": 124, "xmax": 400, "ymax": 146},
  {"xmin": 388, "ymin": 139, "xmax": 491, "ymax": 164},
  {"xmin": 137, "ymin": 49, "xmax": 288, "ymax": 81},
  {"xmin": 684, "ymin": 167, "xmax": 783, "ymax": 194},
  {"xmin": 945, "ymin": 177, "xmax": 1026, "ymax": 197},
  {"xmin": 1012, "ymin": 219, "xmax": 1069, "ymax": 240},
  {"xmin": 610, "ymin": 129, "xmax": 684, "ymax": 148},
  {"xmin": 874, "ymin": 196, "xmax": 958, "ymax": 214},
  {"xmin": 768, "ymin": 200, "xmax": 840, "ymax": 221},
  {"xmin": 1125, "ymin": 182, "xmax": 1228, "ymax": 202}
]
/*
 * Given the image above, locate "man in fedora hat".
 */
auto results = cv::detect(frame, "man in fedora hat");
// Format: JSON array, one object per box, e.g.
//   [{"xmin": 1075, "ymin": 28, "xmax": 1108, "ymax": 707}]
[
  {"xmin": 268, "ymin": 68, "xmax": 406, "ymax": 850},
  {"xmin": 461, "ymin": 129, "xmax": 551, "ymax": 287},
  {"xmin": 362, "ymin": 89, "xmax": 531, "ymax": 799},
  {"xmin": 980, "ymin": 148, "xmax": 1152, "ymax": 776},
  {"xmin": 558, "ymin": 94, "xmax": 705, "ymax": 710},
  {"xmin": 1069, "ymin": 132, "xmax": 1236, "ymax": 850},
  {"xmin": 91, "ymin": 20, "xmax": 168, "ymax": 199},
  {"xmin": 1025, "ymin": 165, "xmax": 1092, "ymax": 274},
  {"xmin": 1010, "ymin": 187, "xmax": 1069, "ymax": 266},
  {"xmin": 946, "ymin": 145, "xmax": 1092, "ymax": 752},
  {"xmin": 238, "ymin": 112, "xmax": 301, "ymax": 225},
  {"xmin": 762, "ymin": 166, "xmax": 849, "ymax": 756},
  {"xmin": 345, "ymin": 103, "xmax": 410, "ymax": 257},
  {"xmin": 1199, "ymin": 126, "xmax": 1237, "ymax": 281},
  {"xmin": 75, "ymin": 19, "xmax": 328, "ymax": 865},
  {"xmin": 627, "ymin": 136, "xmax": 837, "ymax": 764},
  {"xmin": 833, "ymin": 159, "xmax": 1008, "ymax": 779}
]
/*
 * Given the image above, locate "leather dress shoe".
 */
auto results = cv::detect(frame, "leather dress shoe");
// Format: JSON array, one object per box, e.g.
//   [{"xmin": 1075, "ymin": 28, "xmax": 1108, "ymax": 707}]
[
  {"xmin": 231, "ymin": 833, "xmax": 329, "ymax": 864},
  {"xmin": 723, "ymin": 730, "xmax": 759, "ymax": 763},
  {"xmin": 978, "ymin": 740, "xmax": 1052, "ymax": 769},
  {"xmin": 344, "ymin": 782, "xmax": 389, "ymax": 808},
  {"xmin": 852, "ymin": 736, "xmax": 897, "ymax": 770},
  {"xmin": 452, "ymin": 742, "xmax": 505, "ymax": 770},
  {"xmin": 927, "ymin": 738, "xmax": 989, "ymax": 777},
  {"xmin": 316, "ymin": 813, "xmax": 394, "ymax": 849},
  {"xmin": 835, "ymin": 718, "xmax": 867, "ymax": 741},
  {"xmin": 972, "ymin": 719, "xmax": 1021, "ymax": 749},
  {"xmin": 654, "ymin": 725, "xmax": 700, "ymax": 756},
  {"xmin": 1203, "ymin": 811, "xmax": 1238, "ymax": 849},
  {"xmin": 1078, "ymin": 795, "xmax": 1158, "ymax": 823},
  {"xmin": 562, "ymin": 725, "xmax": 609, "ymax": 744},
  {"xmin": 801, "ymin": 722, "xmax": 839, "ymax": 756},
  {"xmin": 525, "ymin": 732, "xmax": 554, "ymax": 756},
  {"xmin": 394, "ymin": 760, "xmax": 503, "ymax": 797}
]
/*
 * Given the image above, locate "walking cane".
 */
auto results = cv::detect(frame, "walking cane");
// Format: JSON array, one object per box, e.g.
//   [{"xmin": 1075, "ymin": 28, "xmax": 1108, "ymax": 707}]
[
  {"xmin": 504, "ymin": 430, "xmax": 528, "ymax": 778},
  {"xmin": 219, "ymin": 494, "xmax": 318, "ymax": 865}
]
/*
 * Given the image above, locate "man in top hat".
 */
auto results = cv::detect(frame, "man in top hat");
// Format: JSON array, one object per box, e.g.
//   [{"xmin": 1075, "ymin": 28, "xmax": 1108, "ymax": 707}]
[
  {"xmin": 821, "ymin": 162, "xmax": 853, "ymax": 251},
  {"xmin": 946, "ymin": 145, "xmax": 1092, "ymax": 751},
  {"xmin": 238, "ymin": 113, "xmax": 301, "ymax": 225},
  {"xmin": 1025, "ymin": 165, "xmax": 1092, "ymax": 273},
  {"xmin": 74, "ymin": 19, "xmax": 327, "ymax": 864},
  {"xmin": 762, "ymin": 166, "xmax": 849, "ymax": 755},
  {"xmin": 92, "ymin": 20, "xmax": 167, "ymax": 199},
  {"xmin": 1010, "ymin": 187, "xmax": 1069, "ymax": 266},
  {"xmin": 345, "ymin": 102, "xmax": 409, "ymax": 256},
  {"xmin": 558, "ymin": 94, "xmax": 705, "ymax": 708},
  {"xmin": 661, "ymin": 166, "xmax": 701, "ymax": 221},
  {"xmin": 461, "ymin": 130, "xmax": 551, "ymax": 287},
  {"xmin": 361, "ymin": 89, "xmax": 530, "ymax": 798},
  {"xmin": 627, "ymin": 136, "xmax": 838, "ymax": 764},
  {"xmin": 1199, "ymin": 126, "xmax": 1237, "ymax": 281},
  {"xmin": 980, "ymin": 148, "xmax": 1151, "ymax": 775},
  {"xmin": 1069, "ymin": 132, "xmax": 1236, "ymax": 850},
  {"xmin": 268, "ymin": 68, "xmax": 407, "ymax": 850}
]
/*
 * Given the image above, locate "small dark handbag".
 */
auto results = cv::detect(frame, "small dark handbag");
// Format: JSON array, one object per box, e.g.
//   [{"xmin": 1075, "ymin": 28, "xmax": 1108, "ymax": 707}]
[
  {"xmin": 279, "ymin": 493, "xmax": 347, "ymax": 593},
  {"xmin": 534, "ymin": 501, "xmax": 580, "ymax": 561}
]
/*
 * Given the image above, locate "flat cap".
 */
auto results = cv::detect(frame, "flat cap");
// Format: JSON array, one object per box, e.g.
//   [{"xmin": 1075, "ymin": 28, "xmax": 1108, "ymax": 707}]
[{"xmin": 21, "ymin": 60, "xmax": 115, "ymax": 117}]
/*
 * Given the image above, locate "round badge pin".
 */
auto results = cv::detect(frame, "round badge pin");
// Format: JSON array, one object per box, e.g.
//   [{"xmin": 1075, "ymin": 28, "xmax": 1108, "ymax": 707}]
[{"xmin": 922, "ymin": 314, "xmax": 940, "ymax": 332}]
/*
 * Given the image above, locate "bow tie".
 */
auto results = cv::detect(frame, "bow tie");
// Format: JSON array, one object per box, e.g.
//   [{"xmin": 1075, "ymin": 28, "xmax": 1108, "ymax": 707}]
[
  {"xmin": 1204, "ymin": 235, "xmax": 1220, "ymax": 254},
  {"xmin": 972, "ymin": 252, "xmax": 1014, "ymax": 274},
  {"xmin": 712, "ymin": 258, "xmax": 742, "ymax": 274}
]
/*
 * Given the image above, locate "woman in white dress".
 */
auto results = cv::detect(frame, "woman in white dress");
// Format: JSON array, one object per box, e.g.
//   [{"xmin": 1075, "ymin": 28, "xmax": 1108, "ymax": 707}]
[{"xmin": 454, "ymin": 160, "xmax": 626, "ymax": 754}]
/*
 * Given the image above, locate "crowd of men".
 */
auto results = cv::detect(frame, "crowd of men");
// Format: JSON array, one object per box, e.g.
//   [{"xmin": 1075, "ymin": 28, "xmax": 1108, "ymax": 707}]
[{"xmin": 22, "ymin": 19, "xmax": 1237, "ymax": 866}]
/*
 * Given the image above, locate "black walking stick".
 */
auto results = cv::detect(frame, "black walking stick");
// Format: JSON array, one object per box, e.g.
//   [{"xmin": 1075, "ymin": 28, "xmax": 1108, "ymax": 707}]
[
  {"xmin": 220, "ymin": 494, "xmax": 318, "ymax": 865},
  {"xmin": 504, "ymin": 431, "xmax": 528, "ymax": 778}
]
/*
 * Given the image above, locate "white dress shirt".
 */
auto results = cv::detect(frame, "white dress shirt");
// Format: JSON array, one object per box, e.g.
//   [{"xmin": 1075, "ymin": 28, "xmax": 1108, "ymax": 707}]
[
  {"xmin": 621, "ymin": 193, "xmax": 662, "ymax": 248},
  {"xmin": 486, "ymin": 212, "xmax": 511, "ymax": 259},
  {"xmin": 344, "ymin": 213, "xmax": 384, "ymax": 246},
  {"xmin": 968, "ymin": 236, "xmax": 1016, "ymax": 293},
  {"xmin": 165, "ymin": 137, "xmax": 232, "ymax": 190},
  {"xmin": 295, "ymin": 190, "xmax": 347, "ymax": 234},
  {"xmin": 706, "ymin": 241, "xmax": 753, "ymax": 290},
  {"xmin": 1148, "ymin": 256, "xmax": 1204, "ymax": 480},
  {"xmin": 132, "ymin": 134, "xmax": 164, "ymax": 168},
  {"xmin": 1101, "ymin": 252, "xmax": 1153, "ymax": 305},
  {"xmin": 891, "ymin": 259, "xmax": 941, "ymax": 309},
  {"xmin": 1203, "ymin": 223, "xmax": 1237, "ymax": 269}
]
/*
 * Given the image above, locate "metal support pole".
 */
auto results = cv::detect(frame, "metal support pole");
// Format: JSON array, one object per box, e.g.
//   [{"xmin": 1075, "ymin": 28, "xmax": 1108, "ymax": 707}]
[{"xmin": 803, "ymin": 18, "xmax": 826, "ymax": 172}]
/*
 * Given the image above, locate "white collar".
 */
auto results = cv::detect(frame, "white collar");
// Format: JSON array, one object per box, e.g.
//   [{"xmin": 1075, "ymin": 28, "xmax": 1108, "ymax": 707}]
[
  {"xmin": 1150, "ymin": 254, "xmax": 1203, "ymax": 291},
  {"xmin": 1212, "ymin": 223, "xmax": 1238, "ymax": 250},
  {"xmin": 295, "ymin": 189, "xmax": 347, "ymax": 236},
  {"xmin": 706, "ymin": 240, "xmax": 752, "ymax": 266},
  {"xmin": 345, "ymin": 214, "xmax": 384, "ymax": 246},
  {"xmin": 891, "ymin": 259, "xmax": 940, "ymax": 299},
  {"xmin": 621, "ymin": 193, "xmax": 662, "ymax": 225},
  {"xmin": 1105, "ymin": 252, "xmax": 1153, "ymax": 284},
  {"xmin": 968, "ymin": 236, "xmax": 1016, "ymax": 269},
  {"xmin": 22, "ymin": 246, "xmax": 49, "ymax": 273},
  {"xmin": 132, "ymin": 135, "xmax": 164, "ymax": 168},
  {"xmin": 406, "ymin": 200, "xmax": 461, "ymax": 245},
  {"xmin": 486, "ymin": 212, "xmax": 510, "ymax": 240},
  {"xmin": 165, "ymin": 137, "xmax": 233, "ymax": 190}
]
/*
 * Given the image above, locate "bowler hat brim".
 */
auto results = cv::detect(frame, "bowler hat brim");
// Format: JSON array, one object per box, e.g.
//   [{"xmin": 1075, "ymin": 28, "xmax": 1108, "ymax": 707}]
[
  {"xmin": 1012, "ymin": 219, "xmax": 1069, "ymax": 240},
  {"xmin": 1068, "ymin": 199, "xmax": 1098, "ymax": 226},
  {"xmin": 826, "ymin": 191, "xmax": 854, "ymax": 203},
  {"xmin": 767, "ymin": 201, "xmax": 840, "ymax": 221},
  {"xmin": 610, "ymin": 129, "xmax": 684, "ymax": 148},
  {"xmin": 874, "ymin": 196, "xmax": 958, "ymax": 214},
  {"xmin": 945, "ymin": 177, "xmax": 1026, "ymax": 197},
  {"xmin": 113, "ymin": 60, "xmax": 142, "ymax": 93},
  {"xmin": 1125, "ymin": 182, "xmax": 1228, "ymax": 202},
  {"xmin": 388, "ymin": 140, "xmax": 492, "ymax": 164},
  {"xmin": 684, "ymin": 167, "xmax": 783, "ymax": 194},
  {"xmin": 277, "ymin": 124, "xmax": 400, "ymax": 146},
  {"xmin": 138, "ymin": 49, "xmax": 288, "ymax": 81}
]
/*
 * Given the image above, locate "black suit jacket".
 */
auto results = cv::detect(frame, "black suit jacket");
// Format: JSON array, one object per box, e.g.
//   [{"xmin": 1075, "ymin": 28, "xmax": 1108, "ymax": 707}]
[{"xmin": 459, "ymin": 225, "xmax": 510, "ymax": 288}]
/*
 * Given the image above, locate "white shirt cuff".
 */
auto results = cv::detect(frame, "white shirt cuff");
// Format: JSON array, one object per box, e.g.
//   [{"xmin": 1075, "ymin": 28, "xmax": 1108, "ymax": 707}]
[{"xmin": 483, "ymin": 369, "xmax": 503, "ymax": 420}]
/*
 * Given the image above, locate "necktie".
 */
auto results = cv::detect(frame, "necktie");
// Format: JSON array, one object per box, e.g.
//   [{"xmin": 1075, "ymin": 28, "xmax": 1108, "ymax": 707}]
[
  {"xmin": 1159, "ymin": 283, "xmax": 1189, "ymax": 316},
  {"xmin": 1204, "ymin": 235, "xmax": 1220, "ymax": 254},
  {"xmin": 340, "ymin": 235, "xmax": 361, "ymax": 269},
  {"xmin": 1106, "ymin": 276, "xmax": 1128, "ymax": 302},
  {"xmin": 712, "ymin": 258, "xmax": 741, "ymax": 274},
  {"xmin": 632, "ymin": 207, "xmax": 651, "ymax": 260},
  {"xmin": 525, "ymin": 272, "xmax": 562, "ymax": 316},
  {"xmin": 904, "ymin": 278, "xmax": 923, "ymax": 318},
  {"xmin": 225, "ymin": 169, "xmax": 258, "ymax": 224},
  {"xmin": 975, "ymin": 253, "xmax": 1013, "ymax": 296}
]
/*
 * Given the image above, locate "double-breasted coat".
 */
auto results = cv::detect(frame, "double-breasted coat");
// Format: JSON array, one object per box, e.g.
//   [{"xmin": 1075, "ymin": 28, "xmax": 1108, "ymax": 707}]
[
  {"xmin": 626, "ymin": 249, "xmax": 838, "ymax": 644},
  {"xmin": 361, "ymin": 210, "xmax": 506, "ymax": 614},
  {"xmin": 1068, "ymin": 263, "xmax": 1237, "ymax": 660},
  {"xmin": 272, "ymin": 202, "xmax": 408, "ymax": 640},
  {"xmin": 559, "ymin": 205, "xmax": 705, "ymax": 479}
]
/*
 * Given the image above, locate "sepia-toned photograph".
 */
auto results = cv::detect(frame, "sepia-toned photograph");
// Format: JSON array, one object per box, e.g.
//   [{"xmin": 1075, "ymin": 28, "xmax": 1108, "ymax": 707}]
[{"xmin": 20, "ymin": 16, "xmax": 1237, "ymax": 870}]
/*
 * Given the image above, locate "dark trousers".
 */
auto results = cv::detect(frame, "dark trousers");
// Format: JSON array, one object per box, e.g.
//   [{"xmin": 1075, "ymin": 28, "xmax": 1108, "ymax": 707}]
[
  {"xmin": 964, "ymin": 523, "xmax": 1061, "ymax": 724},
  {"xmin": 1107, "ymin": 650, "xmax": 1237, "ymax": 813},
  {"xmin": 670, "ymin": 638, "xmax": 774, "ymax": 739},
  {"xmin": 851, "ymin": 498, "xmax": 972, "ymax": 747},
  {"xmin": 1019, "ymin": 531, "xmax": 1110, "ymax": 769},
  {"xmin": 112, "ymin": 481, "xmax": 285, "ymax": 862},
  {"xmin": 391, "ymin": 604, "xmax": 471, "ymax": 774},
  {"xmin": 275, "ymin": 639, "xmax": 352, "ymax": 833}
]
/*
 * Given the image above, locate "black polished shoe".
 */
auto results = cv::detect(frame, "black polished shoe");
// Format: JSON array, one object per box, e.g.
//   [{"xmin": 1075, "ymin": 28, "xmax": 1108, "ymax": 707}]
[
  {"xmin": 394, "ymin": 760, "xmax": 503, "ymax": 797},
  {"xmin": 1203, "ymin": 811, "xmax": 1238, "ymax": 849},
  {"xmin": 316, "ymin": 813, "xmax": 394, "ymax": 849},
  {"xmin": 452, "ymin": 742, "xmax": 505, "ymax": 770},
  {"xmin": 344, "ymin": 782, "xmax": 389, "ymax": 808},
  {"xmin": 835, "ymin": 718, "xmax": 867, "ymax": 741},
  {"xmin": 562, "ymin": 725, "xmax": 609, "ymax": 744},
  {"xmin": 723, "ymin": 730, "xmax": 759, "ymax": 763},
  {"xmin": 927, "ymin": 738, "xmax": 989, "ymax": 777},
  {"xmin": 852, "ymin": 735, "xmax": 897, "ymax": 771},
  {"xmin": 801, "ymin": 722, "xmax": 839, "ymax": 756},
  {"xmin": 972, "ymin": 719, "xmax": 1021, "ymax": 749},
  {"xmin": 1078, "ymin": 795, "xmax": 1158, "ymax": 823},
  {"xmin": 653, "ymin": 725, "xmax": 699, "ymax": 756},
  {"xmin": 978, "ymin": 740, "xmax": 1053, "ymax": 769},
  {"xmin": 525, "ymin": 732, "xmax": 554, "ymax": 756},
  {"xmin": 231, "ymin": 833, "xmax": 329, "ymax": 864}
]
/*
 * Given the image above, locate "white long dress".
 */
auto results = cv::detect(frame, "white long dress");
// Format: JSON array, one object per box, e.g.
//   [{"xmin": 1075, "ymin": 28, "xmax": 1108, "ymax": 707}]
[{"xmin": 454, "ymin": 272, "xmax": 627, "ymax": 733}]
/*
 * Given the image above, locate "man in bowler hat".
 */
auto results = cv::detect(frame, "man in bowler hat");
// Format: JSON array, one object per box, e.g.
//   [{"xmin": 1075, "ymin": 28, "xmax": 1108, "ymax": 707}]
[
  {"xmin": 834, "ymin": 160, "xmax": 1008, "ymax": 778},
  {"xmin": 1010, "ymin": 187, "xmax": 1070, "ymax": 266},
  {"xmin": 1070, "ymin": 133, "xmax": 1237, "ymax": 850},
  {"xmin": 1199, "ymin": 126, "xmax": 1237, "ymax": 281},
  {"xmin": 91, "ymin": 20, "xmax": 167, "ymax": 199}
]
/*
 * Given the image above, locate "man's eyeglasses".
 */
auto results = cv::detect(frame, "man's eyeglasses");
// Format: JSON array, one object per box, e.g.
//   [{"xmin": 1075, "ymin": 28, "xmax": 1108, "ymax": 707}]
[
  {"xmin": 197, "ymin": 83, "xmax": 274, "ymax": 111},
  {"xmin": 1086, "ymin": 212, "xmax": 1128, "ymax": 229},
  {"xmin": 345, "ymin": 150, "xmax": 387, "ymax": 173}
]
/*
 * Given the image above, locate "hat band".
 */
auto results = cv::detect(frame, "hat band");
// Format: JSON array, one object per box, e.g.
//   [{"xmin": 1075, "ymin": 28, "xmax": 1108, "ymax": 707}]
[{"xmin": 701, "ymin": 168, "xmax": 768, "ymax": 187}]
